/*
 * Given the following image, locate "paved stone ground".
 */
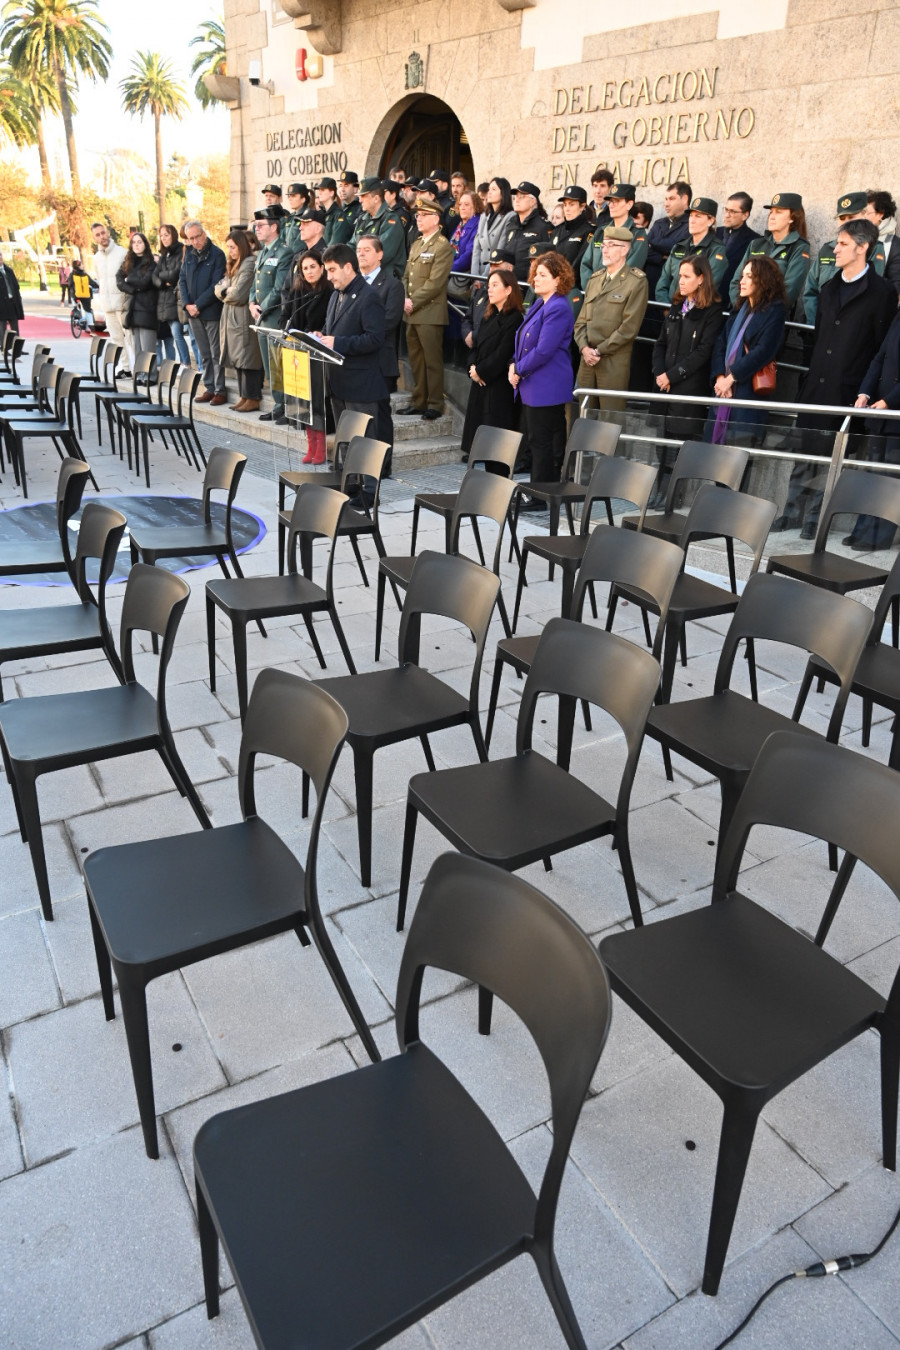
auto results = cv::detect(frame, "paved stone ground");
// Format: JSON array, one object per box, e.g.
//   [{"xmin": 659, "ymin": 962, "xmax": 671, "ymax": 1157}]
[{"xmin": 1, "ymin": 326, "xmax": 899, "ymax": 1350}]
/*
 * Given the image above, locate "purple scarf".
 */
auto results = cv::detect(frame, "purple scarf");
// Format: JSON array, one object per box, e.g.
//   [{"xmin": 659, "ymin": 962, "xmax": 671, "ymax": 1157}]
[{"xmin": 712, "ymin": 303, "xmax": 755, "ymax": 444}]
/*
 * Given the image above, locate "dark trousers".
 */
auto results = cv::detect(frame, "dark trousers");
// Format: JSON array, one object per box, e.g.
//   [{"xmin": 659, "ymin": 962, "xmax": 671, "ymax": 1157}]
[
  {"xmin": 375, "ymin": 375, "xmax": 396, "ymax": 477},
  {"xmin": 523, "ymin": 402, "xmax": 567, "ymax": 483},
  {"xmin": 237, "ymin": 367, "xmax": 263, "ymax": 400}
]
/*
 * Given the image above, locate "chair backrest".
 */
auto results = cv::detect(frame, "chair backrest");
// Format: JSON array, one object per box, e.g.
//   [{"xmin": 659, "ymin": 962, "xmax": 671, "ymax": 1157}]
[
  {"xmin": 129, "ymin": 350, "xmax": 157, "ymax": 393},
  {"xmin": 201, "ymin": 446, "xmax": 247, "ymax": 526},
  {"xmin": 286, "ymin": 483, "xmax": 348, "ymax": 593},
  {"xmin": 868, "ymin": 547, "xmax": 900, "ymax": 647},
  {"xmin": 339, "ymin": 436, "xmax": 391, "ymax": 507},
  {"xmin": 664, "ymin": 441, "xmax": 749, "ymax": 513},
  {"xmin": 238, "ymin": 669, "xmax": 349, "ymax": 917},
  {"xmin": 680, "ymin": 484, "xmax": 777, "ymax": 580},
  {"xmin": 58, "ymin": 373, "xmax": 81, "ymax": 433},
  {"xmin": 101, "ymin": 344, "xmax": 123, "ymax": 381},
  {"xmin": 71, "ymin": 502, "xmax": 127, "ymax": 621},
  {"xmin": 119, "ymin": 563, "xmax": 191, "ymax": 714},
  {"xmin": 449, "ymin": 470, "xmax": 517, "ymax": 576},
  {"xmin": 7, "ymin": 335, "xmax": 25, "ymax": 380},
  {"xmin": 815, "ymin": 468, "xmax": 900, "ymax": 553},
  {"xmin": 396, "ymin": 852, "xmax": 612, "ymax": 1241},
  {"xmin": 561, "ymin": 417, "xmax": 621, "ymax": 483},
  {"xmin": 175, "ymin": 367, "xmax": 202, "ymax": 416},
  {"xmin": 37, "ymin": 360, "xmax": 63, "ymax": 412},
  {"xmin": 398, "ymin": 551, "xmax": 501, "ymax": 712},
  {"xmin": 156, "ymin": 358, "xmax": 180, "ymax": 404},
  {"xmin": 519, "ymin": 618, "xmax": 661, "ymax": 813},
  {"xmin": 572, "ymin": 525, "xmax": 684, "ymax": 660},
  {"xmin": 55, "ymin": 458, "xmax": 92, "ymax": 575},
  {"xmin": 333, "ymin": 409, "xmax": 372, "ymax": 466},
  {"xmin": 88, "ymin": 335, "xmax": 107, "ymax": 377},
  {"xmin": 715, "ymin": 572, "xmax": 872, "ymax": 739},
  {"xmin": 468, "ymin": 424, "xmax": 523, "ymax": 477},
  {"xmin": 582, "ymin": 456, "xmax": 658, "ymax": 534},
  {"xmin": 28, "ymin": 346, "xmax": 51, "ymax": 392}
]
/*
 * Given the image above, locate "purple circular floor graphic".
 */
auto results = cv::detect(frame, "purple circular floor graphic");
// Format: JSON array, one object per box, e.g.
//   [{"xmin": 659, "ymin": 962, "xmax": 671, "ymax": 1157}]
[{"xmin": 0, "ymin": 495, "xmax": 267, "ymax": 586}]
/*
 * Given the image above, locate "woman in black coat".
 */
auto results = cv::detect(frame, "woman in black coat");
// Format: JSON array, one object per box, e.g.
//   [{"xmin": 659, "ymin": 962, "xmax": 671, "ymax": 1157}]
[
  {"xmin": 461, "ymin": 268, "xmax": 524, "ymax": 461},
  {"xmin": 652, "ymin": 254, "xmax": 724, "ymax": 497},
  {"xmin": 280, "ymin": 250, "xmax": 333, "ymax": 464},
  {"xmin": 0, "ymin": 256, "xmax": 24, "ymax": 339},
  {"xmin": 153, "ymin": 224, "xmax": 190, "ymax": 363},
  {"xmin": 846, "ymin": 308, "xmax": 900, "ymax": 548},
  {"xmin": 116, "ymin": 232, "xmax": 158, "ymax": 361}
]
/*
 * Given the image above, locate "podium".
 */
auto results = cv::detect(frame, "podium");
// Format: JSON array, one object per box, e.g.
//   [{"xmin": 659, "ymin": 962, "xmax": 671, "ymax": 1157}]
[{"xmin": 251, "ymin": 326, "xmax": 343, "ymax": 432}]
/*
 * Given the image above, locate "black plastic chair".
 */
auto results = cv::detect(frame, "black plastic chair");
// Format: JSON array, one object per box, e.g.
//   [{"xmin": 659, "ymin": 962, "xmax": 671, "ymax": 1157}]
[
  {"xmin": 316, "ymin": 551, "xmax": 500, "ymax": 889},
  {"xmin": 278, "ymin": 435, "xmax": 392, "ymax": 586},
  {"xmin": 3, "ymin": 373, "xmax": 94, "ymax": 498},
  {"xmin": 0, "ymin": 457, "xmax": 91, "ymax": 579},
  {"xmin": 511, "ymin": 456, "xmax": 658, "ymax": 633},
  {"xmin": 646, "ymin": 571, "xmax": 872, "ymax": 844},
  {"xmin": 622, "ymin": 441, "xmax": 749, "ymax": 592},
  {"xmin": 0, "ymin": 563, "xmax": 208, "ymax": 921},
  {"xmin": 0, "ymin": 331, "xmax": 25, "ymax": 381},
  {"xmin": 0, "ymin": 500, "xmax": 126, "ymax": 700},
  {"xmin": 0, "ymin": 356, "xmax": 60, "ymax": 416},
  {"xmin": 79, "ymin": 341, "xmax": 123, "ymax": 405},
  {"xmin": 399, "ymin": 616, "xmax": 661, "ymax": 931},
  {"xmin": 409, "ymin": 424, "xmax": 523, "ymax": 562},
  {"xmin": 277, "ymin": 408, "xmax": 372, "ymax": 514},
  {"xmin": 610, "ymin": 485, "xmax": 777, "ymax": 702},
  {"xmin": 84, "ymin": 668, "xmax": 380, "ymax": 1160},
  {"xmin": 128, "ymin": 366, "xmax": 205, "ymax": 486},
  {"xmin": 129, "ymin": 446, "xmax": 250, "ymax": 580},
  {"xmin": 487, "ymin": 524, "xmax": 684, "ymax": 749},
  {"xmin": 374, "ymin": 469, "xmax": 517, "ymax": 660},
  {"xmin": 600, "ymin": 730, "xmax": 900, "ymax": 1295},
  {"xmin": 507, "ymin": 417, "xmax": 621, "ymax": 561},
  {"xmin": 767, "ymin": 469, "xmax": 900, "ymax": 645},
  {"xmin": 94, "ymin": 350, "xmax": 157, "ymax": 453},
  {"xmin": 194, "ymin": 851, "xmax": 611, "ymax": 1350},
  {"xmin": 207, "ymin": 483, "xmax": 357, "ymax": 722},
  {"xmin": 113, "ymin": 357, "xmax": 181, "ymax": 464},
  {"xmin": 0, "ymin": 343, "xmax": 50, "ymax": 396}
]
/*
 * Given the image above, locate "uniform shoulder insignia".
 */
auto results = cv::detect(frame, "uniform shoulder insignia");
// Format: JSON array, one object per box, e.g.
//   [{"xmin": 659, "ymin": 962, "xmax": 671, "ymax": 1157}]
[
  {"xmin": 586, "ymin": 232, "xmax": 594, "ymax": 242},
  {"xmin": 630, "ymin": 267, "xmax": 646, "ymax": 277},
  {"xmin": 387, "ymin": 218, "xmax": 397, "ymax": 224}
]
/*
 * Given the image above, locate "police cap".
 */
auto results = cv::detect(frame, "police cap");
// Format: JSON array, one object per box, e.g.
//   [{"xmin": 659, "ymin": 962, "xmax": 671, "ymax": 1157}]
[
  {"xmin": 690, "ymin": 197, "xmax": 718, "ymax": 218},
  {"xmin": 360, "ymin": 176, "xmax": 383, "ymax": 194},
  {"xmin": 302, "ymin": 209, "xmax": 328, "ymax": 226},
  {"xmin": 836, "ymin": 191, "xmax": 867, "ymax": 216},
  {"xmin": 607, "ymin": 183, "xmax": 636, "ymax": 202},
  {"xmin": 339, "ymin": 170, "xmax": 359, "ymax": 185},
  {"xmin": 514, "ymin": 180, "xmax": 541, "ymax": 199},
  {"xmin": 559, "ymin": 185, "xmax": 588, "ymax": 203},
  {"xmin": 314, "ymin": 177, "xmax": 337, "ymax": 192},
  {"xmin": 286, "ymin": 182, "xmax": 308, "ymax": 196},
  {"xmin": 261, "ymin": 182, "xmax": 282, "ymax": 196},
  {"xmin": 764, "ymin": 191, "xmax": 803, "ymax": 210},
  {"xmin": 490, "ymin": 248, "xmax": 517, "ymax": 266},
  {"xmin": 253, "ymin": 205, "xmax": 285, "ymax": 222},
  {"xmin": 429, "ymin": 167, "xmax": 450, "ymax": 183}
]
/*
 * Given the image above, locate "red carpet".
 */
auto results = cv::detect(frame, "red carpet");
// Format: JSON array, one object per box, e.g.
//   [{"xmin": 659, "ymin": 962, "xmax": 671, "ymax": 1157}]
[{"xmin": 19, "ymin": 313, "xmax": 84, "ymax": 341}]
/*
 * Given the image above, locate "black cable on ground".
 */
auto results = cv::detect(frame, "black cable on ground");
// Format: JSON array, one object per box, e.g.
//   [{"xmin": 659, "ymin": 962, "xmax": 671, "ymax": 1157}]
[{"xmin": 712, "ymin": 1198, "xmax": 900, "ymax": 1349}]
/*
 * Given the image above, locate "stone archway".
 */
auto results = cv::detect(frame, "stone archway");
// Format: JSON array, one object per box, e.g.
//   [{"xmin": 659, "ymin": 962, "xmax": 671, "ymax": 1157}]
[{"xmin": 367, "ymin": 95, "xmax": 474, "ymax": 185}]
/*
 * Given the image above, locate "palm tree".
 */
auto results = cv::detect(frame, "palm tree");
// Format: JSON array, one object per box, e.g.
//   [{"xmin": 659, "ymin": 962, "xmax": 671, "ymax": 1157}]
[
  {"xmin": 0, "ymin": 0, "xmax": 111, "ymax": 197},
  {"xmin": 120, "ymin": 51, "xmax": 189, "ymax": 228},
  {"xmin": 189, "ymin": 17, "xmax": 225, "ymax": 111},
  {"xmin": 0, "ymin": 62, "xmax": 37, "ymax": 148}
]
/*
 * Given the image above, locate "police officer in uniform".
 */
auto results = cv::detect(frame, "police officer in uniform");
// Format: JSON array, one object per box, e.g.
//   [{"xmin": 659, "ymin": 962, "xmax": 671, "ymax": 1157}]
[
  {"xmin": 350, "ymin": 177, "xmax": 407, "ymax": 277},
  {"xmin": 574, "ymin": 225, "xmax": 649, "ymax": 412},
  {"xmin": 655, "ymin": 197, "xmax": 728, "ymax": 302},
  {"xmin": 400, "ymin": 197, "xmax": 455, "ymax": 417},
  {"xmin": 249, "ymin": 205, "xmax": 294, "ymax": 422},
  {"xmin": 504, "ymin": 181, "xmax": 551, "ymax": 282},
  {"xmin": 580, "ymin": 184, "xmax": 648, "ymax": 290},
  {"xmin": 383, "ymin": 179, "xmax": 412, "ymax": 238},
  {"xmin": 261, "ymin": 182, "xmax": 282, "ymax": 208},
  {"xmin": 550, "ymin": 185, "xmax": 594, "ymax": 279},
  {"xmin": 314, "ymin": 177, "xmax": 342, "ymax": 246},
  {"xmin": 283, "ymin": 182, "xmax": 311, "ymax": 254},
  {"xmin": 428, "ymin": 168, "xmax": 457, "ymax": 234},
  {"xmin": 728, "ymin": 191, "xmax": 811, "ymax": 309},
  {"xmin": 331, "ymin": 170, "xmax": 362, "ymax": 245},
  {"xmin": 802, "ymin": 191, "xmax": 887, "ymax": 324}
]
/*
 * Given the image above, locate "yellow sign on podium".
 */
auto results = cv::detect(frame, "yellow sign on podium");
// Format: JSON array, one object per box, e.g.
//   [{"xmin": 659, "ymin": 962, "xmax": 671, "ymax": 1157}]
[{"xmin": 282, "ymin": 346, "xmax": 311, "ymax": 401}]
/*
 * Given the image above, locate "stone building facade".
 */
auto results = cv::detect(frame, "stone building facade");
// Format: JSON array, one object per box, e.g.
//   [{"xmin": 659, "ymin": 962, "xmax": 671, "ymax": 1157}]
[{"xmin": 220, "ymin": 0, "xmax": 899, "ymax": 245}]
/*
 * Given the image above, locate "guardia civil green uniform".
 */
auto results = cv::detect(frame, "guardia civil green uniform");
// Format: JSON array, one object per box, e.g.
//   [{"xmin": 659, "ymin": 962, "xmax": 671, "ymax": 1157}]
[
  {"xmin": 728, "ymin": 192, "xmax": 811, "ymax": 308},
  {"xmin": 655, "ymin": 207, "xmax": 734, "ymax": 301},
  {"xmin": 320, "ymin": 197, "xmax": 342, "ymax": 246},
  {"xmin": 574, "ymin": 227, "xmax": 649, "ymax": 412},
  {"xmin": 802, "ymin": 191, "xmax": 887, "ymax": 324},
  {"xmin": 350, "ymin": 188, "xmax": 407, "ymax": 277},
  {"xmin": 251, "ymin": 218, "xmax": 294, "ymax": 410},
  {"xmin": 331, "ymin": 197, "xmax": 362, "ymax": 246},
  {"xmin": 580, "ymin": 190, "xmax": 648, "ymax": 290}
]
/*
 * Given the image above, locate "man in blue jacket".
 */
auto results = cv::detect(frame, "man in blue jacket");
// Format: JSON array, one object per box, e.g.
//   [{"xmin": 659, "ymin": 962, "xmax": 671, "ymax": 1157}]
[{"xmin": 179, "ymin": 220, "xmax": 227, "ymax": 403}]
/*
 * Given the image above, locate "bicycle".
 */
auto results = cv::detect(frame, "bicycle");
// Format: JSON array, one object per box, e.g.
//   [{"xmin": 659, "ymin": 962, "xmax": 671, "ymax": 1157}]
[{"xmin": 69, "ymin": 301, "xmax": 91, "ymax": 338}]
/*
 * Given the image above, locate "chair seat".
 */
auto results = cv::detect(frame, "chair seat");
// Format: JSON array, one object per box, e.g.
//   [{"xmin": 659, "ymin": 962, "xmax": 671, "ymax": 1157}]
[
  {"xmin": 340, "ymin": 506, "xmax": 377, "ymax": 534},
  {"xmin": 317, "ymin": 666, "xmax": 469, "ymax": 743},
  {"xmin": 0, "ymin": 540, "xmax": 66, "ymax": 574},
  {"xmin": 767, "ymin": 550, "xmax": 888, "ymax": 592},
  {"xmin": 647, "ymin": 690, "xmax": 820, "ymax": 776},
  {"xmin": 618, "ymin": 572, "xmax": 738, "ymax": 621},
  {"xmin": 415, "ymin": 491, "xmax": 456, "ymax": 517},
  {"xmin": 0, "ymin": 683, "xmax": 158, "ymax": 765},
  {"xmin": 600, "ymin": 894, "xmax": 884, "ymax": 1094},
  {"xmin": 280, "ymin": 468, "xmax": 341, "ymax": 493},
  {"xmin": 408, "ymin": 750, "xmax": 616, "ymax": 867},
  {"xmin": 496, "ymin": 634, "xmax": 540, "ymax": 674},
  {"xmin": 130, "ymin": 525, "xmax": 227, "ymax": 557},
  {"xmin": 379, "ymin": 554, "xmax": 416, "ymax": 587},
  {"xmin": 526, "ymin": 479, "xmax": 588, "ymax": 503},
  {"xmin": 0, "ymin": 603, "xmax": 102, "ymax": 659},
  {"xmin": 623, "ymin": 510, "xmax": 686, "ymax": 542},
  {"xmin": 5, "ymin": 419, "xmax": 66, "ymax": 435},
  {"xmin": 523, "ymin": 534, "xmax": 588, "ymax": 567},
  {"xmin": 811, "ymin": 643, "xmax": 900, "ymax": 709},
  {"xmin": 129, "ymin": 413, "xmax": 190, "ymax": 430},
  {"xmin": 86, "ymin": 817, "xmax": 306, "ymax": 967},
  {"xmin": 194, "ymin": 1041, "xmax": 536, "ymax": 1350},
  {"xmin": 207, "ymin": 572, "xmax": 326, "ymax": 620}
]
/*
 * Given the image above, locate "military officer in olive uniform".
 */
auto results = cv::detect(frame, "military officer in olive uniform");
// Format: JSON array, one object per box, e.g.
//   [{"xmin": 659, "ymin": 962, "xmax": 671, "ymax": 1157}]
[
  {"xmin": 580, "ymin": 184, "xmax": 648, "ymax": 290},
  {"xmin": 315, "ymin": 177, "xmax": 342, "ymax": 246},
  {"xmin": 350, "ymin": 177, "xmax": 407, "ymax": 277},
  {"xmin": 574, "ymin": 225, "xmax": 649, "ymax": 411},
  {"xmin": 249, "ymin": 206, "xmax": 294, "ymax": 422},
  {"xmin": 330, "ymin": 170, "xmax": 362, "ymax": 246},
  {"xmin": 802, "ymin": 191, "xmax": 887, "ymax": 324},
  {"xmin": 550, "ymin": 185, "xmax": 595, "ymax": 279},
  {"xmin": 728, "ymin": 191, "xmax": 811, "ymax": 309},
  {"xmin": 400, "ymin": 197, "xmax": 455, "ymax": 417},
  {"xmin": 655, "ymin": 197, "xmax": 728, "ymax": 302},
  {"xmin": 283, "ymin": 182, "xmax": 311, "ymax": 254}
]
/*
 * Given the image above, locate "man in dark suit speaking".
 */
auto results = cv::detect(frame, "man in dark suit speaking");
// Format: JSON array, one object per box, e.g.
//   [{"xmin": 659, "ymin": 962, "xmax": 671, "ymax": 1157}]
[{"xmin": 316, "ymin": 243, "xmax": 388, "ymax": 430}]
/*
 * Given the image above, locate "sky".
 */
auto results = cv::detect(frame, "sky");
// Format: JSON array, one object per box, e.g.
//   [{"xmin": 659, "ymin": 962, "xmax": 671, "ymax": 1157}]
[{"xmin": 30, "ymin": 0, "xmax": 230, "ymax": 180}]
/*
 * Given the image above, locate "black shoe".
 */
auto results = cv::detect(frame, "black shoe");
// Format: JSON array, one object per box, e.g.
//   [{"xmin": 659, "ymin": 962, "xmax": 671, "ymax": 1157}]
[
  {"xmin": 422, "ymin": 408, "xmax": 442, "ymax": 421},
  {"xmin": 259, "ymin": 409, "xmax": 279, "ymax": 421},
  {"xmin": 771, "ymin": 513, "xmax": 802, "ymax": 532},
  {"xmin": 116, "ymin": 369, "xmax": 131, "ymax": 379},
  {"xmin": 396, "ymin": 405, "xmax": 425, "ymax": 416},
  {"xmin": 843, "ymin": 534, "xmax": 873, "ymax": 551},
  {"xmin": 513, "ymin": 459, "xmax": 531, "ymax": 476},
  {"xmin": 519, "ymin": 496, "xmax": 548, "ymax": 513},
  {"xmin": 274, "ymin": 415, "xmax": 289, "ymax": 425},
  {"xmin": 799, "ymin": 521, "xmax": 818, "ymax": 541}
]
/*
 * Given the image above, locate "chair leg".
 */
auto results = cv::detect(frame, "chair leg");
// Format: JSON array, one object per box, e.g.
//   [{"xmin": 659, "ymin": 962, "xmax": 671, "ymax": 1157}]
[
  {"xmin": 353, "ymin": 745, "xmax": 375, "ymax": 887},
  {"xmin": 557, "ymin": 694, "xmax": 577, "ymax": 773},
  {"xmin": 329, "ymin": 605, "xmax": 357, "ymax": 675},
  {"xmin": 87, "ymin": 899, "xmax": 116, "ymax": 1020},
  {"xmin": 157, "ymin": 736, "xmax": 212, "ymax": 829},
  {"xmin": 532, "ymin": 1244, "xmax": 590, "ymax": 1350},
  {"xmin": 278, "ymin": 518, "xmax": 287, "ymax": 576},
  {"xmin": 231, "ymin": 619, "xmax": 249, "ymax": 723},
  {"xmin": 725, "ymin": 537, "xmax": 737, "ymax": 594},
  {"xmin": 496, "ymin": 589, "xmax": 512, "ymax": 640},
  {"xmin": 792, "ymin": 663, "xmax": 816, "ymax": 721},
  {"xmin": 348, "ymin": 533, "xmax": 369, "ymax": 587},
  {"xmin": 660, "ymin": 620, "xmax": 682, "ymax": 704},
  {"xmin": 615, "ymin": 823, "xmax": 644, "ymax": 928},
  {"xmin": 301, "ymin": 611, "xmax": 327, "ymax": 669},
  {"xmin": 702, "ymin": 1105, "xmax": 760, "ymax": 1296},
  {"xmin": 861, "ymin": 696, "xmax": 873, "ymax": 748},
  {"xmin": 469, "ymin": 712, "xmax": 489, "ymax": 763},
  {"xmin": 206, "ymin": 595, "xmax": 217, "ymax": 691},
  {"xmin": 881, "ymin": 1027, "xmax": 899, "ymax": 1172},
  {"xmin": 512, "ymin": 546, "xmax": 530, "ymax": 633},
  {"xmin": 397, "ymin": 801, "xmax": 419, "ymax": 931},
  {"xmin": 814, "ymin": 850, "xmax": 858, "ymax": 946},
  {"xmin": 410, "ymin": 502, "xmax": 420, "ymax": 556},
  {"xmin": 196, "ymin": 1183, "xmax": 221, "ymax": 1319},
  {"xmin": 116, "ymin": 970, "xmax": 160, "ymax": 1160},
  {"xmin": 485, "ymin": 657, "xmax": 504, "ymax": 751},
  {"xmin": 15, "ymin": 765, "xmax": 53, "ymax": 920},
  {"xmin": 0, "ymin": 732, "xmax": 28, "ymax": 842},
  {"xmin": 375, "ymin": 569, "xmax": 386, "ymax": 661},
  {"xmin": 305, "ymin": 912, "xmax": 381, "ymax": 1062},
  {"xmin": 419, "ymin": 733, "xmax": 436, "ymax": 772},
  {"xmin": 478, "ymin": 983, "xmax": 494, "ymax": 1036},
  {"xmin": 746, "ymin": 638, "xmax": 759, "ymax": 703},
  {"xmin": 470, "ymin": 517, "xmax": 486, "ymax": 568},
  {"xmin": 661, "ymin": 742, "xmax": 674, "ymax": 782}
]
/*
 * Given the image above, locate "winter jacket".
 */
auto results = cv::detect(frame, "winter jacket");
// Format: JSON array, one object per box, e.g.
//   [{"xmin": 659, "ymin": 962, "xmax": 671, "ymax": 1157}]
[
  {"xmin": 280, "ymin": 283, "xmax": 331, "ymax": 335},
  {"xmin": 471, "ymin": 208, "xmax": 517, "ymax": 275},
  {"xmin": 0, "ymin": 264, "xmax": 23, "ymax": 323},
  {"xmin": 449, "ymin": 215, "xmax": 479, "ymax": 275},
  {"xmin": 153, "ymin": 246, "xmax": 183, "ymax": 324},
  {"xmin": 652, "ymin": 300, "xmax": 725, "ymax": 395},
  {"xmin": 215, "ymin": 256, "xmax": 263, "ymax": 371},
  {"xmin": 179, "ymin": 239, "xmax": 226, "ymax": 322},
  {"xmin": 116, "ymin": 257, "xmax": 158, "ymax": 331},
  {"xmin": 94, "ymin": 239, "xmax": 127, "ymax": 313},
  {"xmin": 513, "ymin": 293, "xmax": 575, "ymax": 406}
]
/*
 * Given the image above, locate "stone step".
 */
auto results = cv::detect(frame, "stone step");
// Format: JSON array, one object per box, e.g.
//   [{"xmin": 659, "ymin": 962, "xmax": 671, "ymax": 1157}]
[
  {"xmin": 393, "ymin": 413, "xmax": 454, "ymax": 440},
  {"xmin": 391, "ymin": 435, "xmax": 462, "ymax": 470}
]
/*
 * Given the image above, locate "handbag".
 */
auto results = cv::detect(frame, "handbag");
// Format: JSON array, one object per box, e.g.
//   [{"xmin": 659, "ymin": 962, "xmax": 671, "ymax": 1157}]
[
  {"xmin": 447, "ymin": 273, "xmax": 472, "ymax": 301},
  {"xmin": 744, "ymin": 343, "xmax": 776, "ymax": 393}
]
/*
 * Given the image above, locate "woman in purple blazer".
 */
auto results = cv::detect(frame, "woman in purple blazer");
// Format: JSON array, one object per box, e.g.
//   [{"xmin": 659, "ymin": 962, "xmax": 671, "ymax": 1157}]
[{"xmin": 509, "ymin": 251, "xmax": 576, "ymax": 504}]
